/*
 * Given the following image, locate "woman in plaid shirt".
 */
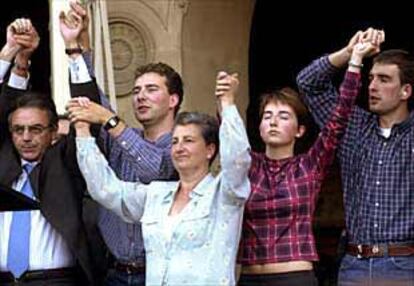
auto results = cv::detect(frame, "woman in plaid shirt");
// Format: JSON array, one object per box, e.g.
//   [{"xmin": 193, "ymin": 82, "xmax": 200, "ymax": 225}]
[{"xmin": 237, "ymin": 32, "xmax": 384, "ymax": 286}]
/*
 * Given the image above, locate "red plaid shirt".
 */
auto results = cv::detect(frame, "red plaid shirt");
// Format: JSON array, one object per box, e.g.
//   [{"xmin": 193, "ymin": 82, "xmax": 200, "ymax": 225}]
[{"xmin": 238, "ymin": 71, "xmax": 360, "ymax": 265}]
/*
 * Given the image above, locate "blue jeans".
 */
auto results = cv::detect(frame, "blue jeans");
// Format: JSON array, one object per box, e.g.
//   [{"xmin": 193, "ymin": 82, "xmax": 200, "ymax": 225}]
[
  {"xmin": 104, "ymin": 268, "xmax": 145, "ymax": 286},
  {"xmin": 338, "ymin": 254, "xmax": 414, "ymax": 286}
]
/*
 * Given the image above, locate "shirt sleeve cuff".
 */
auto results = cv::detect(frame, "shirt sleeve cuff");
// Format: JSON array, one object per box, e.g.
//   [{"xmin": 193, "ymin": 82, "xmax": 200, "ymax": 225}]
[
  {"xmin": 69, "ymin": 55, "xmax": 92, "ymax": 84},
  {"xmin": 8, "ymin": 72, "xmax": 29, "ymax": 90},
  {"xmin": 0, "ymin": 60, "xmax": 11, "ymax": 83}
]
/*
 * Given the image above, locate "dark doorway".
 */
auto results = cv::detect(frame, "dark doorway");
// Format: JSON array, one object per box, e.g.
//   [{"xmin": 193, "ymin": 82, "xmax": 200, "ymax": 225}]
[
  {"xmin": 248, "ymin": 2, "xmax": 412, "ymax": 285},
  {"xmin": 0, "ymin": 2, "xmax": 50, "ymax": 94},
  {"xmin": 248, "ymin": 1, "xmax": 413, "ymax": 151}
]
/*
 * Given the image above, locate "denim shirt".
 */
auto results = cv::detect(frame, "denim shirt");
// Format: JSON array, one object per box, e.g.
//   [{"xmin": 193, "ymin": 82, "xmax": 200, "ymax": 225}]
[{"xmin": 76, "ymin": 105, "xmax": 251, "ymax": 286}]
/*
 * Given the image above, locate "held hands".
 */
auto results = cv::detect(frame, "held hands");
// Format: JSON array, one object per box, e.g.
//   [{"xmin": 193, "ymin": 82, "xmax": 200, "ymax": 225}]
[
  {"xmin": 348, "ymin": 28, "xmax": 385, "ymax": 71},
  {"xmin": 67, "ymin": 97, "xmax": 114, "ymax": 125},
  {"xmin": 67, "ymin": 97, "xmax": 91, "ymax": 137},
  {"xmin": 69, "ymin": 0, "xmax": 90, "ymax": 50},
  {"xmin": 339, "ymin": 27, "xmax": 384, "ymax": 71},
  {"xmin": 347, "ymin": 28, "xmax": 385, "ymax": 60},
  {"xmin": 357, "ymin": 28, "xmax": 384, "ymax": 57},
  {"xmin": 215, "ymin": 71, "xmax": 239, "ymax": 113},
  {"xmin": 59, "ymin": 1, "xmax": 84, "ymax": 48},
  {"xmin": 5, "ymin": 18, "xmax": 39, "ymax": 58}
]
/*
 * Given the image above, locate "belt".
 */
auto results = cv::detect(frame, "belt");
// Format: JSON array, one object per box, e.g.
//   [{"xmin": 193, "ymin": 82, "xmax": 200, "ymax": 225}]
[
  {"xmin": 347, "ymin": 243, "xmax": 414, "ymax": 258},
  {"xmin": 0, "ymin": 267, "xmax": 77, "ymax": 283},
  {"xmin": 114, "ymin": 261, "xmax": 145, "ymax": 274}
]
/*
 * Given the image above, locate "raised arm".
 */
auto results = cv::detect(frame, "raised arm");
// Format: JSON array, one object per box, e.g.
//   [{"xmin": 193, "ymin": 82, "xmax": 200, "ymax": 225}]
[
  {"xmin": 0, "ymin": 20, "xmax": 23, "ymax": 130},
  {"xmin": 306, "ymin": 32, "xmax": 385, "ymax": 178},
  {"xmin": 68, "ymin": 97, "xmax": 175, "ymax": 181},
  {"xmin": 63, "ymin": 3, "xmax": 175, "ymax": 180},
  {"xmin": 59, "ymin": 4, "xmax": 100, "ymax": 104},
  {"xmin": 0, "ymin": 19, "xmax": 38, "ymax": 140},
  {"xmin": 296, "ymin": 30, "xmax": 369, "ymax": 128},
  {"xmin": 215, "ymin": 71, "xmax": 251, "ymax": 202},
  {"xmin": 75, "ymin": 135, "xmax": 148, "ymax": 222}
]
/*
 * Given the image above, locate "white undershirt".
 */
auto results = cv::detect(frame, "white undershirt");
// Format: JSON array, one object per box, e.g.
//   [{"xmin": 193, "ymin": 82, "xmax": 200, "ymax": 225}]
[
  {"xmin": 0, "ymin": 163, "xmax": 75, "ymax": 271},
  {"xmin": 163, "ymin": 213, "xmax": 183, "ymax": 243},
  {"xmin": 380, "ymin": 127, "xmax": 392, "ymax": 138}
]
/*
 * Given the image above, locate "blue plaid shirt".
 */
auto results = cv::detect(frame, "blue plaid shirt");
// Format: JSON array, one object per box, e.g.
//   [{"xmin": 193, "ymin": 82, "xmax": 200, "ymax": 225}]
[{"xmin": 297, "ymin": 56, "xmax": 414, "ymax": 244}]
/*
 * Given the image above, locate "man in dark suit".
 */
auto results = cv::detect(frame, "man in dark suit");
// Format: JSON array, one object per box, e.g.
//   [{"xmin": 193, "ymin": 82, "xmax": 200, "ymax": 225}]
[{"xmin": 0, "ymin": 18, "xmax": 100, "ymax": 285}]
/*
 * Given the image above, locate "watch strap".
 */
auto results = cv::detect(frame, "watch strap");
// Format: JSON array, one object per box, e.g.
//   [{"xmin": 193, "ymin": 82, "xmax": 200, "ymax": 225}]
[{"xmin": 103, "ymin": 115, "xmax": 121, "ymax": 131}]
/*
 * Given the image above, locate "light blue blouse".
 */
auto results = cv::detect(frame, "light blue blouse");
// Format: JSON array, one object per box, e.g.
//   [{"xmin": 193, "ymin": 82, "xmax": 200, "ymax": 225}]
[{"xmin": 76, "ymin": 105, "xmax": 251, "ymax": 286}]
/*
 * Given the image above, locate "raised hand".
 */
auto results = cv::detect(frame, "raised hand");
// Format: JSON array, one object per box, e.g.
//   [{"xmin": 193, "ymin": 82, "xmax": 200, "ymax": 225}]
[
  {"xmin": 59, "ymin": 7, "xmax": 83, "ymax": 48},
  {"xmin": 346, "ymin": 30, "xmax": 365, "ymax": 56},
  {"xmin": 13, "ymin": 22, "xmax": 40, "ymax": 58},
  {"xmin": 215, "ymin": 71, "xmax": 239, "ymax": 112},
  {"xmin": 67, "ymin": 97, "xmax": 115, "ymax": 125},
  {"xmin": 64, "ymin": 0, "xmax": 90, "ymax": 50},
  {"xmin": 348, "ymin": 29, "xmax": 385, "ymax": 73},
  {"xmin": 359, "ymin": 28, "xmax": 385, "ymax": 57},
  {"xmin": 1, "ymin": 18, "xmax": 38, "ymax": 61},
  {"xmin": 7, "ymin": 19, "xmax": 27, "ymax": 50}
]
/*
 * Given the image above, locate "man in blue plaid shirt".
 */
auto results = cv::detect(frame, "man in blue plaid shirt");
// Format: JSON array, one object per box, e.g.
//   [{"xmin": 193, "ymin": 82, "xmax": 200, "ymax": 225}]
[{"xmin": 297, "ymin": 28, "xmax": 414, "ymax": 285}]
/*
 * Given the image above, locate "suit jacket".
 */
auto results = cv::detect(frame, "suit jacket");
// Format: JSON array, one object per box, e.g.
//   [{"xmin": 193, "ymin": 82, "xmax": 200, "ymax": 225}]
[{"xmin": 0, "ymin": 81, "xmax": 101, "ymax": 285}]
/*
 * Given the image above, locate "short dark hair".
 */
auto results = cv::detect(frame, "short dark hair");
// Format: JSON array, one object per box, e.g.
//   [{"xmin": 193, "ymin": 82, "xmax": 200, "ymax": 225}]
[
  {"xmin": 259, "ymin": 87, "xmax": 309, "ymax": 127},
  {"xmin": 373, "ymin": 49, "xmax": 414, "ymax": 87},
  {"xmin": 174, "ymin": 111, "xmax": 219, "ymax": 164},
  {"xmin": 135, "ymin": 62, "xmax": 184, "ymax": 115},
  {"xmin": 8, "ymin": 92, "xmax": 58, "ymax": 130}
]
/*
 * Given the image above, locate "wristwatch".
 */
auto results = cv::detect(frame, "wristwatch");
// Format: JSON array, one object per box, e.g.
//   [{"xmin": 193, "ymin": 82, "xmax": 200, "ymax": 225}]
[{"xmin": 103, "ymin": 115, "xmax": 121, "ymax": 131}]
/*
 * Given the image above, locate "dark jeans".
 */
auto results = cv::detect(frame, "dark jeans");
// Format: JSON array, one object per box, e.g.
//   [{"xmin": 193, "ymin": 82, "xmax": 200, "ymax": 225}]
[
  {"xmin": 238, "ymin": 270, "xmax": 318, "ymax": 286},
  {"xmin": 338, "ymin": 254, "xmax": 414, "ymax": 286},
  {"xmin": 104, "ymin": 268, "xmax": 145, "ymax": 286}
]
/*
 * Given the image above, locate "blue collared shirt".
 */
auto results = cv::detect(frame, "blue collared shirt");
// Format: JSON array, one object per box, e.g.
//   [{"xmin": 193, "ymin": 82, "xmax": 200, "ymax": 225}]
[
  {"xmin": 297, "ymin": 56, "xmax": 414, "ymax": 244},
  {"xmin": 76, "ymin": 105, "xmax": 251, "ymax": 285}
]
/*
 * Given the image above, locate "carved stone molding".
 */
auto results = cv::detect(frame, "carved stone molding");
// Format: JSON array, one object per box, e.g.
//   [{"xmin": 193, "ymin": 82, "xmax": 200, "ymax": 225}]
[
  {"xmin": 108, "ymin": 17, "xmax": 154, "ymax": 96},
  {"xmin": 107, "ymin": 0, "xmax": 189, "ymax": 98}
]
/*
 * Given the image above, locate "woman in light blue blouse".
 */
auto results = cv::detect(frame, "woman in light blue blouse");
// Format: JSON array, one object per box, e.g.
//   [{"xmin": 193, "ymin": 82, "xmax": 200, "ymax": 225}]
[{"xmin": 73, "ymin": 72, "xmax": 251, "ymax": 286}]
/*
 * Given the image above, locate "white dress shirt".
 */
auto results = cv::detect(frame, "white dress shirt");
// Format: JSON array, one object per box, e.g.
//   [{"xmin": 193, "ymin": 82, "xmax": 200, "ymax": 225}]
[{"xmin": 0, "ymin": 160, "xmax": 75, "ymax": 271}]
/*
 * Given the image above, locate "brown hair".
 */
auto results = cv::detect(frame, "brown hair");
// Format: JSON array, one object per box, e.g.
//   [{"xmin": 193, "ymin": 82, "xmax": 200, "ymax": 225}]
[
  {"xmin": 8, "ymin": 91, "xmax": 58, "ymax": 130},
  {"xmin": 373, "ymin": 49, "xmax": 414, "ymax": 87},
  {"xmin": 174, "ymin": 111, "xmax": 219, "ymax": 165},
  {"xmin": 259, "ymin": 87, "xmax": 308, "ymax": 126},
  {"xmin": 135, "ymin": 62, "xmax": 184, "ymax": 115}
]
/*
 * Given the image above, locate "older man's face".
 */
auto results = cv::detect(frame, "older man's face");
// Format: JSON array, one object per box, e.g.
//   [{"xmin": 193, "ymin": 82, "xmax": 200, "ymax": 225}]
[{"xmin": 10, "ymin": 107, "xmax": 55, "ymax": 162}]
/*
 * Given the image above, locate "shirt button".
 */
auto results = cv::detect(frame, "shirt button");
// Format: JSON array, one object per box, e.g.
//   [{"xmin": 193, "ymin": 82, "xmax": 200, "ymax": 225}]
[
  {"xmin": 375, "ymin": 202, "xmax": 379, "ymax": 207},
  {"xmin": 383, "ymin": 142, "xmax": 387, "ymax": 147},
  {"xmin": 376, "ymin": 181, "xmax": 380, "ymax": 185},
  {"xmin": 121, "ymin": 141, "xmax": 127, "ymax": 146},
  {"xmin": 378, "ymin": 160, "xmax": 382, "ymax": 165},
  {"xmin": 374, "ymin": 223, "xmax": 378, "ymax": 228}
]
